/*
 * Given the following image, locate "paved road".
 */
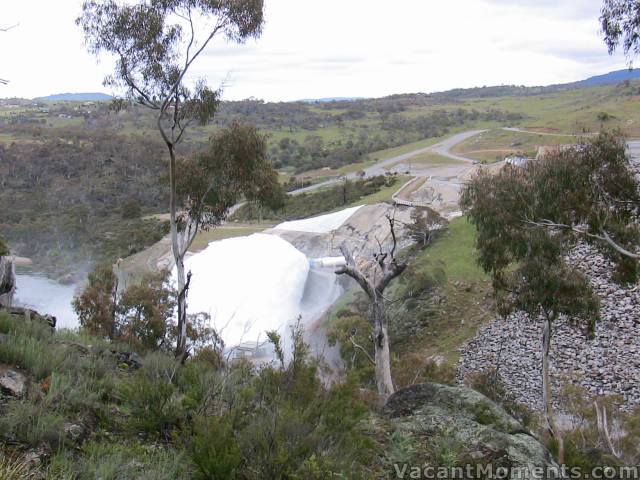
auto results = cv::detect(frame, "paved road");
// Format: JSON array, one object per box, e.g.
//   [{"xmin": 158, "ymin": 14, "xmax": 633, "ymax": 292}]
[
  {"xmin": 502, "ymin": 127, "xmax": 595, "ymax": 137},
  {"xmin": 291, "ymin": 129, "xmax": 487, "ymax": 195}
]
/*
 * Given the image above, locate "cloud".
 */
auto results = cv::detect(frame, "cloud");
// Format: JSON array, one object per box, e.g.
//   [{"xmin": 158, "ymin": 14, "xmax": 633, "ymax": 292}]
[
  {"xmin": 0, "ymin": 0, "xmax": 629, "ymax": 101},
  {"xmin": 481, "ymin": 0, "xmax": 601, "ymax": 19}
]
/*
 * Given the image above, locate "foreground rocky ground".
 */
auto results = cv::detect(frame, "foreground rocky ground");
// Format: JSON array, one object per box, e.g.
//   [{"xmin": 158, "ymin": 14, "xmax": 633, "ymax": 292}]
[
  {"xmin": 382, "ymin": 383, "xmax": 559, "ymax": 478},
  {"xmin": 457, "ymin": 242, "xmax": 640, "ymax": 411}
]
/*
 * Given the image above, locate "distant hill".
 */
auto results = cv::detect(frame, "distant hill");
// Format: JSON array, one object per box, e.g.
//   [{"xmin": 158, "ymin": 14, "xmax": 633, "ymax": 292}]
[
  {"xmin": 296, "ymin": 70, "xmax": 640, "ymax": 105},
  {"xmin": 565, "ymin": 69, "xmax": 640, "ymax": 88},
  {"xmin": 298, "ymin": 97, "xmax": 364, "ymax": 103},
  {"xmin": 423, "ymin": 69, "xmax": 640, "ymax": 101},
  {"xmin": 34, "ymin": 92, "xmax": 113, "ymax": 102}
]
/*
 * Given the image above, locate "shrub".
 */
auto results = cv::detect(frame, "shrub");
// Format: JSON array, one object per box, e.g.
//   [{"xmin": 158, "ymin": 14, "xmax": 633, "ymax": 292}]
[
  {"xmin": 73, "ymin": 263, "xmax": 118, "ymax": 339},
  {"xmin": 117, "ymin": 352, "xmax": 183, "ymax": 438},
  {"xmin": 190, "ymin": 415, "xmax": 242, "ymax": 479},
  {"xmin": 120, "ymin": 197, "xmax": 142, "ymax": 219},
  {"xmin": 466, "ymin": 370, "xmax": 537, "ymax": 430},
  {"xmin": 233, "ymin": 323, "xmax": 372, "ymax": 478},
  {"xmin": 117, "ymin": 270, "xmax": 175, "ymax": 351},
  {"xmin": 0, "ymin": 333, "xmax": 66, "ymax": 380},
  {"xmin": 327, "ymin": 311, "xmax": 375, "ymax": 387}
]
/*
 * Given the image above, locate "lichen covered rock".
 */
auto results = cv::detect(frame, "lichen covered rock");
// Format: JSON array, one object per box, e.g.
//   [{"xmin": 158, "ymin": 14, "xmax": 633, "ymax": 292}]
[
  {"xmin": 0, "ymin": 255, "xmax": 16, "ymax": 308},
  {"xmin": 384, "ymin": 383, "xmax": 559, "ymax": 478}
]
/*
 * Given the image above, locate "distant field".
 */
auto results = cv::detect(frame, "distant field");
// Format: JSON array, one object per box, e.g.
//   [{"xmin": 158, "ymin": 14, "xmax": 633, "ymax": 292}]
[
  {"xmin": 452, "ymin": 128, "xmax": 579, "ymax": 163},
  {"xmin": 386, "ymin": 151, "xmax": 463, "ymax": 170}
]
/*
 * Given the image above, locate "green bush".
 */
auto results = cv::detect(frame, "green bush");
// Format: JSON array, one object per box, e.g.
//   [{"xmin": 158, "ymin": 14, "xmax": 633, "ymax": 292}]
[
  {"xmin": 466, "ymin": 370, "xmax": 537, "ymax": 430},
  {"xmin": 117, "ymin": 352, "xmax": 183, "ymax": 438},
  {"xmin": 190, "ymin": 415, "xmax": 242, "ymax": 479},
  {"xmin": 0, "ymin": 313, "xmax": 375, "ymax": 478},
  {"xmin": 327, "ymin": 310, "xmax": 376, "ymax": 387}
]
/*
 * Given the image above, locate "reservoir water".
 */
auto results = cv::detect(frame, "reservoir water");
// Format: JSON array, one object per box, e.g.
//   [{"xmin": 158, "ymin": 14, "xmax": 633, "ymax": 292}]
[{"xmin": 14, "ymin": 273, "xmax": 79, "ymax": 329}]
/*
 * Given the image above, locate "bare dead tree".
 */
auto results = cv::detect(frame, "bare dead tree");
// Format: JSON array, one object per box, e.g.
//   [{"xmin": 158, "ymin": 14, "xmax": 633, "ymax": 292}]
[{"xmin": 335, "ymin": 213, "xmax": 406, "ymax": 402}]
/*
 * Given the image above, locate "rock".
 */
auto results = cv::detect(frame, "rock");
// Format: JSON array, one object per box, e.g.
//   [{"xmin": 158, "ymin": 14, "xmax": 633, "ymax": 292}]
[
  {"xmin": 109, "ymin": 350, "xmax": 142, "ymax": 370},
  {"xmin": 63, "ymin": 422, "xmax": 86, "ymax": 443},
  {"xmin": 0, "ymin": 255, "xmax": 16, "ymax": 308},
  {"xmin": 5, "ymin": 306, "xmax": 56, "ymax": 329},
  {"xmin": 22, "ymin": 443, "xmax": 51, "ymax": 471},
  {"xmin": 384, "ymin": 383, "xmax": 560, "ymax": 477},
  {"xmin": 0, "ymin": 364, "xmax": 28, "ymax": 397}
]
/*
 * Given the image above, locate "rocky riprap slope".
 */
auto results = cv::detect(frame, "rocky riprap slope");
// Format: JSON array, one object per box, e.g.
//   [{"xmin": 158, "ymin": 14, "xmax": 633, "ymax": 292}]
[{"xmin": 457, "ymin": 242, "xmax": 640, "ymax": 411}]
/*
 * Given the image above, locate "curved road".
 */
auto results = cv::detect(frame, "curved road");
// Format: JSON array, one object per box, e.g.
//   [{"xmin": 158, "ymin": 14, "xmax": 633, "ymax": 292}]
[
  {"xmin": 502, "ymin": 126, "xmax": 595, "ymax": 137},
  {"xmin": 291, "ymin": 129, "xmax": 486, "ymax": 195}
]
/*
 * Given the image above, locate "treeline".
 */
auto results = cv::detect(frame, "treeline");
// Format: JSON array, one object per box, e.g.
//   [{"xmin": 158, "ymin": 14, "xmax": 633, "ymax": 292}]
[{"xmin": 0, "ymin": 132, "xmax": 169, "ymax": 278}]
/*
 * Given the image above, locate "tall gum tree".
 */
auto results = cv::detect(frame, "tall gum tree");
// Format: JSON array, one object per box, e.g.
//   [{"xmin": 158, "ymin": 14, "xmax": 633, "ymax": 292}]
[
  {"xmin": 460, "ymin": 151, "xmax": 606, "ymax": 463},
  {"xmin": 77, "ymin": 0, "xmax": 268, "ymax": 358}
]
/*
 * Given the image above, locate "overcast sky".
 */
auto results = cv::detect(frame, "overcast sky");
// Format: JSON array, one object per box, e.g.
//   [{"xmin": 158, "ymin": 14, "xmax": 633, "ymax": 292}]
[{"xmin": 0, "ymin": 0, "xmax": 629, "ymax": 101}]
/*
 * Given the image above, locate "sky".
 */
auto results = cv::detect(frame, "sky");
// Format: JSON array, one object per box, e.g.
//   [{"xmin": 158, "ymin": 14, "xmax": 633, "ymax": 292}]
[{"xmin": 0, "ymin": 0, "xmax": 630, "ymax": 101}]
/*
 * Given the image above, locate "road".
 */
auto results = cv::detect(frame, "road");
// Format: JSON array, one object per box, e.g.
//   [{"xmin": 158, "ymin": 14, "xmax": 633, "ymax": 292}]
[
  {"xmin": 502, "ymin": 127, "xmax": 596, "ymax": 137},
  {"xmin": 291, "ymin": 129, "xmax": 486, "ymax": 195}
]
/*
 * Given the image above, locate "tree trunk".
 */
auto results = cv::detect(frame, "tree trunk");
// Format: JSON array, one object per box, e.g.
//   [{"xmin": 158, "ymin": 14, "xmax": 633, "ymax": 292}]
[
  {"xmin": 168, "ymin": 142, "xmax": 188, "ymax": 359},
  {"xmin": 373, "ymin": 299, "xmax": 395, "ymax": 403},
  {"xmin": 542, "ymin": 316, "xmax": 564, "ymax": 463},
  {"xmin": 595, "ymin": 401, "xmax": 619, "ymax": 458}
]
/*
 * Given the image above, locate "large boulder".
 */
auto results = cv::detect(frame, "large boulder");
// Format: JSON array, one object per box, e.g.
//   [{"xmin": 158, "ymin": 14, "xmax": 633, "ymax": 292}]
[
  {"xmin": 0, "ymin": 255, "xmax": 16, "ymax": 308},
  {"xmin": 384, "ymin": 383, "xmax": 560, "ymax": 478},
  {"xmin": 0, "ymin": 364, "xmax": 28, "ymax": 397}
]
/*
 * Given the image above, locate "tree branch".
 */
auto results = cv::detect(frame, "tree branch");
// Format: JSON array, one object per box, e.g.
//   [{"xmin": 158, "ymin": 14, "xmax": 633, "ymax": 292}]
[
  {"xmin": 349, "ymin": 335, "xmax": 376, "ymax": 365},
  {"xmin": 523, "ymin": 218, "xmax": 640, "ymax": 259}
]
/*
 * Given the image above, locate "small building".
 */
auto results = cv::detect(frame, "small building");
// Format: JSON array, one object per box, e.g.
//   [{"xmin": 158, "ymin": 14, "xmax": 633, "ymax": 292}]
[{"xmin": 504, "ymin": 155, "xmax": 530, "ymax": 167}]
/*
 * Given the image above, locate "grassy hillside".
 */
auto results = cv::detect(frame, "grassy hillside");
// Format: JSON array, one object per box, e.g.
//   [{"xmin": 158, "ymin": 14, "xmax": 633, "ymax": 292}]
[{"xmin": 452, "ymin": 128, "xmax": 578, "ymax": 163}]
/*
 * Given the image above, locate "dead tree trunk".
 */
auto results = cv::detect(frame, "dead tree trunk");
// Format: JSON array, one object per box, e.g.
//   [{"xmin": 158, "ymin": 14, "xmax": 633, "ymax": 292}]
[
  {"xmin": 336, "ymin": 214, "xmax": 406, "ymax": 403},
  {"xmin": 372, "ymin": 299, "xmax": 394, "ymax": 400}
]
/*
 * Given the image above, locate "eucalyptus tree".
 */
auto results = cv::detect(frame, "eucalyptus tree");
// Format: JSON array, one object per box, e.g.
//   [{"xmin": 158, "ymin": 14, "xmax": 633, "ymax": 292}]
[
  {"xmin": 601, "ymin": 0, "xmax": 640, "ymax": 62},
  {"xmin": 77, "ymin": 0, "xmax": 267, "ymax": 358},
  {"xmin": 519, "ymin": 132, "xmax": 640, "ymax": 280},
  {"xmin": 461, "ymin": 155, "xmax": 603, "ymax": 463}
]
